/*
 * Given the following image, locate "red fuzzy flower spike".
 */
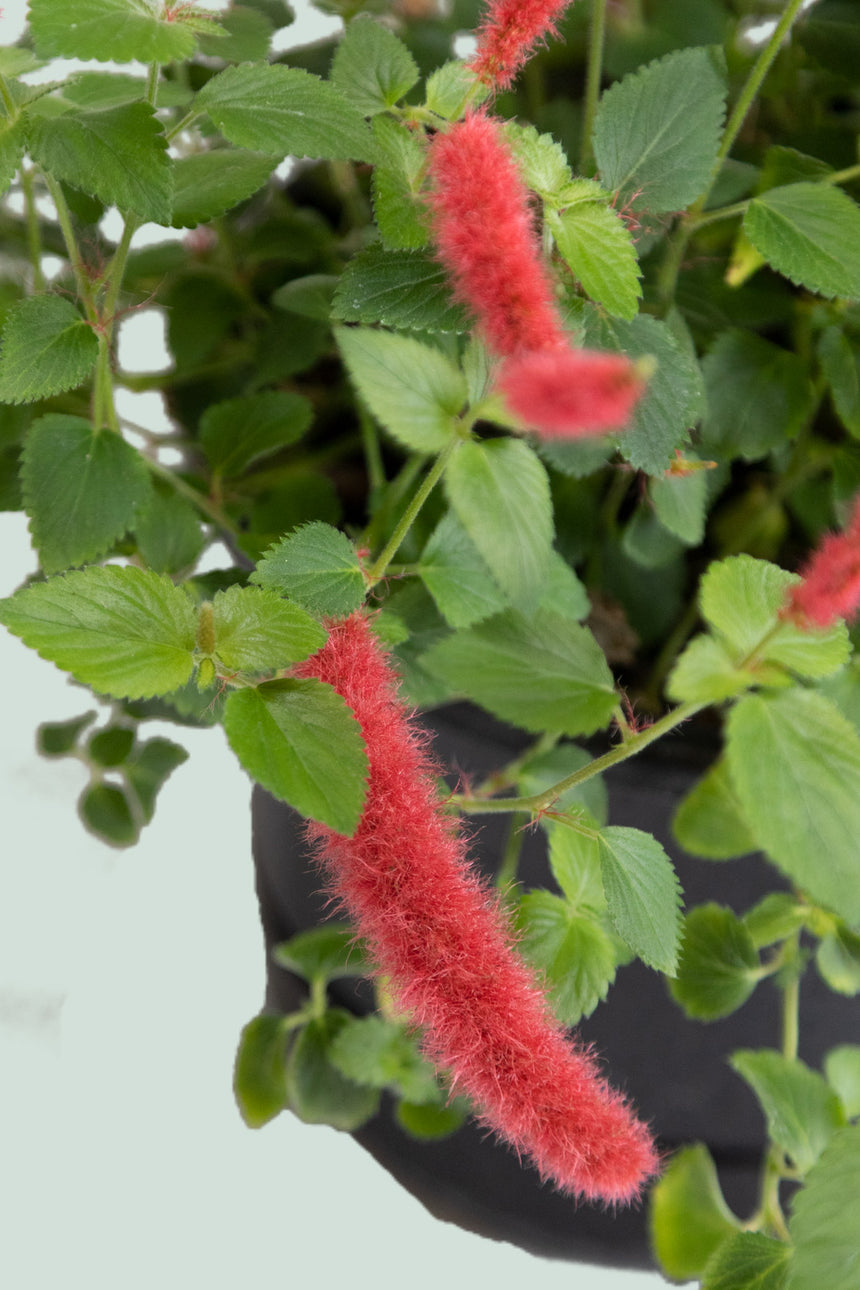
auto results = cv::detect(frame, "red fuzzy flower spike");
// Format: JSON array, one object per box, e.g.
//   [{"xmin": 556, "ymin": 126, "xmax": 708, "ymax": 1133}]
[
  {"xmin": 471, "ymin": 0, "xmax": 576, "ymax": 90},
  {"xmin": 499, "ymin": 347, "xmax": 646, "ymax": 438},
  {"xmin": 295, "ymin": 614, "xmax": 659, "ymax": 1204},
  {"xmin": 784, "ymin": 496, "xmax": 860, "ymax": 629}
]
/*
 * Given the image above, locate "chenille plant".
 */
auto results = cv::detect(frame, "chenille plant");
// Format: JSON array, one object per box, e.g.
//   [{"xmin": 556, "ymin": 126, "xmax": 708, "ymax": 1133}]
[{"xmin": 1, "ymin": 0, "xmax": 860, "ymax": 1282}]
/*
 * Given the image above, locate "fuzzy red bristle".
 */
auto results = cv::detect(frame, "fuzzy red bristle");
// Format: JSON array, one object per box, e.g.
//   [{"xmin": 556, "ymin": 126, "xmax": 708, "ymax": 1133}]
[
  {"xmin": 785, "ymin": 496, "xmax": 860, "ymax": 628},
  {"xmin": 499, "ymin": 347, "xmax": 645, "ymax": 437},
  {"xmin": 470, "ymin": 0, "xmax": 576, "ymax": 90}
]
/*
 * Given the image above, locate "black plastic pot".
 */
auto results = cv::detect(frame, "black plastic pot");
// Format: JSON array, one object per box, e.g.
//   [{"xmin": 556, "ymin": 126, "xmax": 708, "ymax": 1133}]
[{"xmin": 251, "ymin": 703, "xmax": 859, "ymax": 1270}]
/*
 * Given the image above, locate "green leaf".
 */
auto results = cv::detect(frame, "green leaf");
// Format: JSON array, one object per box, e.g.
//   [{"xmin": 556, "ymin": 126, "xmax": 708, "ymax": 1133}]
[
  {"xmin": 328, "ymin": 1014, "xmax": 439, "ymax": 1104},
  {"xmin": 731, "ymin": 1049, "xmax": 846, "ymax": 1172},
  {"xmin": 0, "ymin": 565, "xmax": 198, "ymax": 698},
  {"xmin": 700, "ymin": 555, "xmax": 850, "ymax": 679},
  {"xmin": 649, "ymin": 1143, "xmax": 741, "ymax": 1282},
  {"xmin": 330, "ymin": 14, "xmax": 419, "ymax": 116},
  {"xmin": 651, "ymin": 463, "xmax": 708, "ymax": 545},
  {"xmin": 744, "ymin": 183, "xmax": 860, "ymax": 300},
  {"xmin": 29, "ymin": 0, "xmax": 199, "ymax": 62},
  {"xmin": 525, "ymin": 749, "xmax": 608, "ymax": 827},
  {"xmin": 702, "ymin": 1232, "xmax": 791, "ymax": 1290},
  {"xmin": 210, "ymin": 584, "xmax": 325, "ymax": 672},
  {"xmin": 702, "ymin": 331, "xmax": 814, "ymax": 461},
  {"xmin": 197, "ymin": 63, "xmax": 377, "ymax": 163},
  {"xmin": 0, "ymin": 116, "xmax": 25, "ymax": 199},
  {"xmin": 273, "ymin": 924, "xmax": 369, "ymax": 986},
  {"xmin": 538, "ymin": 551, "xmax": 590, "ymax": 621},
  {"xmin": 332, "ymin": 247, "xmax": 470, "ymax": 333},
  {"xmin": 418, "ymin": 511, "xmax": 507, "ymax": 629},
  {"xmin": 79, "ymin": 783, "xmax": 137, "ymax": 847},
  {"xmin": 371, "ymin": 156, "xmax": 429, "ymax": 250},
  {"xmin": 170, "ymin": 148, "xmax": 277, "ymax": 228},
  {"xmin": 743, "ymin": 894, "xmax": 807, "ymax": 950},
  {"xmin": 134, "ymin": 484, "xmax": 205, "ymax": 576},
  {"xmin": 286, "ymin": 1010, "xmax": 380, "ymax": 1130},
  {"xmin": 673, "ymin": 759, "xmax": 758, "ymax": 861},
  {"xmin": 200, "ymin": 391, "xmax": 313, "ymax": 478},
  {"xmin": 548, "ymin": 202, "xmax": 642, "ymax": 320},
  {"xmin": 223, "ymin": 678, "xmax": 368, "ymax": 834},
  {"xmin": 816, "ymin": 926, "xmax": 860, "ymax": 997},
  {"xmin": 395, "ymin": 1098, "xmax": 467, "ymax": 1140},
  {"xmin": 786, "ymin": 1125, "xmax": 860, "ymax": 1290},
  {"xmin": 581, "ymin": 308, "xmax": 699, "ymax": 473},
  {"xmin": 336, "ymin": 326, "xmax": 465, "ymax": 452},
  {"xmin": 517, "ymin": 890, "xmax": 617, "ymax": 1025},
  {"xmin": 445, "ymin": 437, "xmax": 553, "ymax": 609},
  {"xmin": 37, "ymin": 710, "xmax": 97, "ymax": 757},
  {"xmin": 233, "ymin": 1013, "xmax": 290, "ymax": 1128},
  {"xmin": 503, "ymin": 123, "xmax": 573, "ymax": 202},
  {"xmin": 422, "ymin": 609, "xmax": 617, "ymax": 736},
  {"xmin": 824, "ymin": 1046, "xmax": 860, "ymax": 1119},
  {"xmin": 251, "ymin": 523, "xmax": 365, "ymax": 619},
  {"xmin": 818, "ymin": 326, "xmax": 860, "ymax": 437},
  {"xmin": 0, "ymin": 298, "xmax": 98, "ymax": 405},
  {"xmin": 597, "ymin": 826, "xmax": 683, "ymax": 973},
  {"xmin": 21, "ymin": 415, "xmax": 151, "ymax": 574},
  {"xmin": 667, "ymin": 635, "xmax": 757, "ymax": 704},
  {"xmin": 424, "ymin": 59, "xmax": 488, "ymax": 121},
  {"xmin": 669, "ymin": 903, "xmax": 760, "ymax": 1020},
  {"xmin": 592, "ymin": 46, "xmax": 727, "ymax": 214},
  {"xmin": 59, "ymin": 71, "xmax": 191, "ymax": 111},
  {"xmin": 87, "ymin": 725, "xmax": 135, "ymax": 768},
  {"xmin": 27, "ymin": 102, "xmax": 172, "ymax": 225},
  {"xmin": 125, "ymin": 735, "xmax": 188, "ymax": 822},
  {"xmin": 272, "ymin": 274, "xmax": 338, "ymax": 321},
  {"xmin": 198, "ymin": 4, "xmax": 272, "ymax": 61},
  {"xmin": 726, "ymin": 690, "xmax": 860, "ymax": 922}
]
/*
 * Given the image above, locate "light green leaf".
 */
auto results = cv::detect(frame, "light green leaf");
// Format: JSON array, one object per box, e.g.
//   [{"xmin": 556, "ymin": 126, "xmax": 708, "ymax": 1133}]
[
  {"xmin": 673, "ymin": 758, "xmax": 758, "ymax": 861},
  {"xmin": 669, "ymin": 903, "xmax": 760, "ymax": 1020},
  {"xmin": 272, "ymin": 924, "xmax": 369, "ymax": 986},
  {"xmin": 134, "ymin": 483, "xmax": 205, "ymax": 575},
  {"xmin": 597, "ymin": 826, "xmax": 683, "ymax": 973},
  {"xmin": 29, "ymin": 0, "xmax": 200, "ymax": 62},
  {"xmin": 0, "ymin": 115, "xmax": 25, "ymax": 198},
  {"xmin": 328, "ymin": 1014, "xmax": 439, "ymax": 1104},
  {"xmin": 0, "ymin": 297, "xmax": 98, "ymax": 404},
  {"xmin": 286, "ymin": 1010, "xmax": 380, "ymax": 1130},
  {"xmin": 744, "ymin": 182, "xmax": 860, "ymax": 300},
  {"xmin": 538, "ymin": 550, "xmax": 590, "ymax": 621},
  {"xmin": 330, "ymin": 14, "xmax": 419, "ymax": 116},
  {"xmin": 731, "ymin": 1049, "xmax": 845, "ymax": 1172},
  {"xmin": 170, "ymin": 148, "xmax": 277, "ymax": 228},
  {"xmin": 233, "ymin": 1013, "xmax": 290, "ymax": 1128},
  {"xmin": 336, "ymin": 326, "xmax": 465, "ymax": 452},
  {"xmin": 548, "ymin": 203, "xmax": 642, "ymax": 320},
  {"xmin": 517, "ymin": 890, "xmax": 617, "ymax": 1025},
  {"xmin": 252, "ymin": 523, "xmax": 366, "ymax": 618},
  {"xmin": 0, "ymin": 565, "xmax": 197, "ymax": 698},
  {"xmin": 445, "ymin": 437, "xmax": 553, "ymax": 608},
  {"xmin": 421, "ymin": 609, "xmax": 617, "ymax": 737},
  {"xmin": 418, "ymin": 512, "xmax": 507, "ymax": 629},
  {"xmin": 21, "ymin": 414, "xmax": 151, "ymax": 573},
  {"xmin": 649, "ymin": 1143, "xmax": 741, "ymax": 1282},
  {"xmin": 546, "ymin": 819, "xmax": 605, "ymax": 909},
  {"xmin": 211, "ymin": 584, "xmax": 325, "ymax": 671},
  {"xmin": 702, "ymin": 330, "xmax": 814, "ymax": 460},
  {"xmin": 27, "ymin": 102, "xmax": 172, "ymax": 224},
  {"xmin": 223, "ymin": 678, "xmax": 368, "ymax": 834},
  {"xmin": 743, "ymin": 894, "xmax": 807, "ymax": 950},
  {"xmin": 824, "ymin": 1045, "xmax": 860, "ymax": 1119},
  {"xmin": 651, "ymin": 463, "xmax": 708, "ymax": 545},
  {"xmin": 424, "ymin": 60, "xmax": 488, "ymax": 121},
  {"xmin": 200, "ymin": 390, "xmax": 312, "ymax": 478},
  {"xmin": 59, "ymin": 70, "xmax": 191, "ymax": 110},
  {"xmin": 815, "ymin": 926, "xmax": 860, "ymax": 997},
  {"xmin": 197, "ymin": 63, "xmax": 377, "ymax": 163},
  {"xmin": 332, "ymin": 246, "xmax": 470, "ymax": 333},
  {"xmin": 593, "ymin": 46, "xmax": 727, "ymax": 213},
  {"xmin": 370, "ymin": 117, "xmax": 429, "ymax": 250},
  {"xmin": 667, "ymin": 634, "xmax": 757, "ymax": 704},
  {"xmin": 726, "ymin": 690, "xmax": 860, "ymax": 921},
  {"xmin": 818, "ymin": 326, "xmax": 860, "ymax": 437},
  {"xmin": 503, "ymin": 123, "xmax": 573, "ymax": 201},
  {"xmin": 702, "ymin": 1231, "xmax": 791, "ymax": 1290},
  {"xmin": 786, "ymin": 1125, "xmax": 860, "ymax": 1290}
]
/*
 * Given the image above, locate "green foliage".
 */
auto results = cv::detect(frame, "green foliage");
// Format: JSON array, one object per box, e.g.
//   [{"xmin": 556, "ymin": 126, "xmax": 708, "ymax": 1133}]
[
  {"xmin": 79, "ymin": 783, "xmax": 137, "ymax": 847},
  {"xmin": 233, "ymin": 1014, "xmax": 290, "ymax": 1129},
  {"xmin": 669, "ymin": 904, "xmax": 760, "ymax": 1020},
  {"xmin": 0, "ymin": 299, "xmax": 98, "ymax": 405},
  {"xmin": 29, "ymin": 0, "xmax": 204, "ymax": 63},
  {"xmin": 200, "ymin": 391, "xmax": 312, "ymax": 478},
  {"xmin": 273, "ymin": 925, "xmax": 369, "ymax": 987},
  {"xmin": 818, "ymin": 326, "xmax": 860, "ymax": 438},
  {"xmin": 328, "ymin": 1014, "xmax": 440, "ymax": 1104},
  {"xmin": 730, "ymin": 1049, "xmax": 846, "ymax": 1172},
  {"xmin": 418, "ymin": 511, "xmax": 507, "ymax": 629},
  {"xmin": 649, "ymin": 1143, "xmax": 741, "ymax": 1282},
  {"xmin": 701, "ymin": 331, "xmax": 814, "ymax": 461},
  {"xmin": 816, "ymin": 926, "xmax": 860, "ymax": 997},
  {"xmin": 330, "ymin": 14, "xmax": 419, "ymax": 117},
  {"xmin": 744, "ymin": 183, "xmax": 860, "ymax": 301},
  {"xmin": 597, "ymin": 827, "xmax": 682, "ymax": 974},
  {"xmin": 252, "ymin": 524, "xmax": 366, "ymax": 618},
  {"xmin": 517, "ymin": 890, "xmax": 618, "ymax": 1024},
  {"xmin": 549, "ymin": 197, "xmax": 641, "ymax": 320},
  {"xmin": 170, "ymin": 149, "xmax": 278, "ymax": 228},
  {"xmin": 133, "ymin": 485, "xmax": 205, "ymax": 576},
  {"xmin": 824, "ymin": 1046, "xmax": 860, "ymax": 1119},
  {"xmin": 332, "ymin": 247, "xmax": 470, "ymax": 332},
  {"xmin": 37, "ymin": 711, "xmax": 96, "ymax": 757},
  {"xmin": 786, "ymin": 1125, "xmax": 860, "ymax": 1290},
  {"xmin": 702, "ymin": 1232, "xmax": 791, "ymax": 1290},
  {"xmin": 286, "ymin": 1010, "xmax": 380, "ymax": 1130},
  {"xmin": 209, "ymin": 585, "xmax": 325, "ymax": 671}
]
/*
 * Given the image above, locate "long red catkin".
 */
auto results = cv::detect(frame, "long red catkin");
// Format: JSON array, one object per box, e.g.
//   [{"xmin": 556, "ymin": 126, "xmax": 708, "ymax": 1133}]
[
  {"xmin": 294, "ymin": 614, "xmax": 659, "ymax": 1204},
  {"xmin": 784, "ymin": 495, "xmax": 860, "ymax": 628},
  {"xmin": 470, "ymin": 0, "xmax": 577, "ymax": 90}
]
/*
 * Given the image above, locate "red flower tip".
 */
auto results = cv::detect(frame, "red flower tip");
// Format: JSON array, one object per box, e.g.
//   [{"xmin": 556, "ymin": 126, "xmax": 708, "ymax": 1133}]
[
  {"xmin": 470, "ymin": 0, "xmax": 576, "ymax": 89},
  {"xmin": 295, "ymin": 614, "xmax": 659, "ymax": 1203},
  {"xmin": 783, "ymin": 496, "xmax": 860, "ymax": 629},
  {"xmin": 498, "ymin": 346, "xmax": 645, "ymax": 437}
]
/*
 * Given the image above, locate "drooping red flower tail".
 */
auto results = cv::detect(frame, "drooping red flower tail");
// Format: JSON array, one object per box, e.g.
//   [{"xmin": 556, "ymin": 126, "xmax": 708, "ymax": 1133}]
[
  {"xmin": 470, "ymin": 0, "xmax": 576, "ymax": 90},
  {"xmin": 783, "ymin": 495, "xmax": 860, "ymax": 628},
  {"xmin": 499, "ymin": 348, "xmax": 645, "ymax": 438},
  {"xmin": 294, "ymin": 614, "xmax": 659, "ymax": 1203}
]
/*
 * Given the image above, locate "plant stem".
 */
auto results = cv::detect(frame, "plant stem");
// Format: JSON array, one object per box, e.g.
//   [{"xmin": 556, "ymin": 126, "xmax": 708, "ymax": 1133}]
[
  {"xmin": 93, "ymin": 334, "xmax": 120, "ymax": 433},
  {"xmin": 101, "ymin": 215, "xmax": 139, "ymax": 340},
  {"xmin": 454, "ymin": 699, "xmax": 708, "ymax": 816},
  {"xmin": 42, "ymin": 172, "xmax": 99, "ymax": 324},
  {"xmin": 365, "ymin": 438, "xmax": 460, "ymax": 588},
  {"xmin": 359, "ymin": 406, "xmax": 386, "ymax": 494},
  {"xmin": 580, "ymin": 0, "xmax": 608, "ymax": 172},
  {"xmin": 144, "ymin": 457, "xmax": 243, "ymax": 539},
  {"xmin": 495, "ymin": 817, "xmax": 526, "ymax": 892},
  {"xmin": 20, "ymin": 167, "xmax": 46, "ymax": 292},
  {"xmin": 823, "ymin": 162, "xmax": 860, "ymax": 186}
]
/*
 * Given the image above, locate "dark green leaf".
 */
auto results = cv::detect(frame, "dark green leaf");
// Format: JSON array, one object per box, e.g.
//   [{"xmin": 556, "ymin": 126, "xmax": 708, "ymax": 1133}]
[
  {"xmin": 87, "ymin": 725, "xmax": 134, "ymax": 768},
  {"xmin": 286, "ymin": 1010, "xmax": 380, "ymax": 1130},
  {"xmin": 517, "ymin": 890, "xmax": 617, "ymax": 1024},
  {"xmin": 170, "ymin": 148, "xmax": 277, "ymax": 228},
  {"xmin": 702, "ymin": 1231, "xmax": 791, "ymax": 1290},
  {"xmin": 21, "ymin": 415, "xmax": 151, "ymax": 574},
  {"xmin": 332, "ymin": 246, "xmax": 470, "ymax": 333},
  {"xmin": 37, "ymin": 710, "xmax": 96, "ymax": 757},
  {"xmin": 328, "ymin": 1014, "xmax": 439, "ymax": 1104},
  {"xmin": 79, "ymin": 783, "xmax": 138, "ymax": 847},
  {"xmin": 27, "ymin": 102, "xmax": 172, "ymax": 225},
  {"xmin": 598, "ymin": 826, "xmax": 683, "ymax": 973},
  {"xmin": 744, "ymin": 183, "xmax": 860, "ymax": 300},
  {"xmin": 233, "ymin": 1013, "xmax": 290, "ymax": 1128},
  {"xmin": 422, "ymin": 609, "xmax": 617, "ymax": 736},
  {"xmin": 272, "ymin": 924, "xmax": 369, "ymax": 986},
  {"xmin": 651, "ymin": 463, "xmax": 708, "ymax": 545},
  {"xmin": 701, "ymin": 331, "xmax": 814, "ymax": 461},
  {"xmin": 252, "ymin": 523, "xmax": 366, "ymax": 619},
  {"xmin": 731, "ymin": 1049, "xmax": 845, "ymax": 1172},
  {"xmin": 0, "ymin": 298, "xmax": 97, "ymax": 404},
  {"xmin": 134, "ymin": 484, "xmax": 205, "ymax": 575},
  {"xmin": 673, "ymin": 759, "xmax": 758, "ymax": 861},
  {"xmin": 198, "ymin": 4, "xmax": 273, "ymax": 61},
  {"xmin": 272, "ymin": 274, "xmax": 338, "ymax": 321},
  {"xmin": 330, "ymin": 14, "xmax": 419, "ymax": 116},
  {"xmin": 0, "ymin": 116, "xmax": 25, "ymax": 199},
  {"xmin": 787, "ymin": 1125, "xmax": 860, "ymax": 1290},
  {"xmin": 125, "ymin": 736, "xmax": 188, "ymax": 822},
  {"xmin": 649, "ymin": 1143, "xmax": 741, "ymax": 1282},
  {"xmin": 29, "ymin": 0, "xmax": 199, "ymax": 62},
  {"xmin": 211, "ymin": 584, "xmax": 325, "ymax": 671},
  {"xmin": 418, "ymin": 511, "xmax": 507, "ymax": 629},
  {"xmin": 197, "ymin": 63, "xmax": 377, "ymax": 163},
  {"xmin": 592, "ymin": 46, "xmax": 727, "ymax": 213},
  {"xmin": 223, "ymin": 678, "xmax": 368, "ymax": 834},
  {"xmin": 395, "ymin": 1098, "xmax": 467, "ymax": 1139},
  {"xmin": 824, "ymin": 1046, "xmax": 860, "ymax": 1119},
  {"xmin": 200, "ymin": 391, "xmax": 313, "ymax": 479},
  {"xmin": 669, "ymin": 903, "xmax": 760, "ymax": 1020},
  {"xmin": 818, "ymin": 326, "xmax": 860, "ymax": 437},
  {"xmin": 59, "ymin": 71, "xmax": 191, "ymax": 110},
  {"xmin": 0, "ymin": 565, "xmax": 198, "ymax": 699}
]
